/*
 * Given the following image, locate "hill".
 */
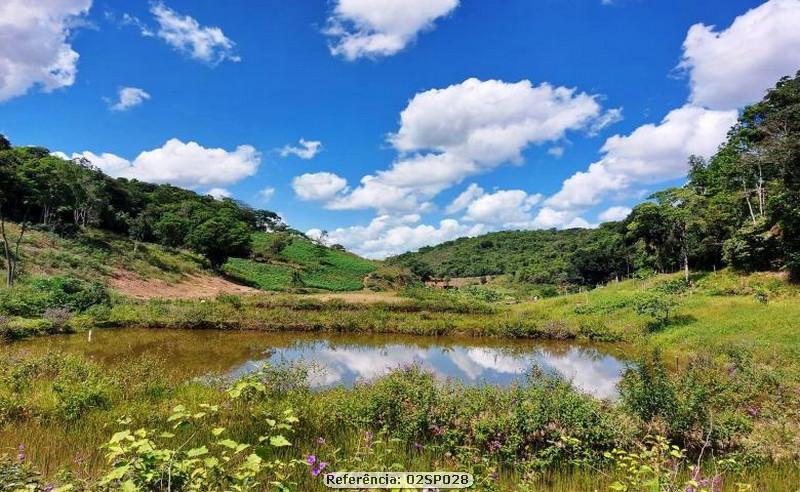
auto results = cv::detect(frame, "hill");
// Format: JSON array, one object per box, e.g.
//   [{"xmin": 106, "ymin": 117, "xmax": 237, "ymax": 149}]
[
  {"xmin": 388, "ymin": 224, "xmax": 629, "ymax": 288},
  {"xmin": 0, "ymin": 136, "xmax": 377, "ymax": 295}
]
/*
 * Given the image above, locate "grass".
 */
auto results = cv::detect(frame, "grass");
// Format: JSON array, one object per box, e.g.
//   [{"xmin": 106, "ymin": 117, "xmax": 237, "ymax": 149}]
[
  {"xmin": 13, "ymin": 224, "xmax": 206, "ymax": 284},
  {"xmin": 222, "ymin": 232, "xmax": 377, "ymax": 291},
  {"xmin": 0, "ymin": 347, "xmax": 797, "ymax": 490}
]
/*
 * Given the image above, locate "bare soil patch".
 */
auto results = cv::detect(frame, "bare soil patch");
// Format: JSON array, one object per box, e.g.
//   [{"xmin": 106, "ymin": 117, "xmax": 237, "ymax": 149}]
[{"xmin": 110, "ymin": 270, "xmax": 259, "ymax": 300}]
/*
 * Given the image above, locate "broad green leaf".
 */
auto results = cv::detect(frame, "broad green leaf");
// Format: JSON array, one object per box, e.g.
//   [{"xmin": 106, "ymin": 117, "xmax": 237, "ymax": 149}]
[{"xmin": 269, "ymin": 435, "xmax": 291, "ymax": 447}]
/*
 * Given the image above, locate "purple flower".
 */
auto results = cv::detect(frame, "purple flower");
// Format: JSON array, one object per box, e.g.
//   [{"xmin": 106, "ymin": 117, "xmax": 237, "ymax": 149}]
[
  {"xmin": 489, "ymin": 470, "xmax": 499, "ymax": 481},
  {"xmin": 414, "ymin": 442, "xmax": 424, "ymax": 451},
  {"xmin": 430, "ymin": 425, "xmax": 445, "ymax": 436},
  {"xmin": 307, "ymin": 454, "xmax": 316, "ymax": 466},
  {"xmin": 17, "ymin": 444, "xmax": 26, "ymax": 463},
  {"xmin": 488, "ymin": 440, "xmax": 502, "ymax": 453},
  {"xmin": 311, "ymin": 460, "xmax": 328, "ymax": 477}
]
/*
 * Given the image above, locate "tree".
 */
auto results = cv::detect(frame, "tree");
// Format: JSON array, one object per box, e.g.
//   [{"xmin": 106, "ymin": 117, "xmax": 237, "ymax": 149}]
[
  {"xmin": 0, "ymin": 203, "xmax": 29, "ymax": 287},
  {"xmin": 186, "ymin": 211, "xmax": 252, "ymax": 268}
]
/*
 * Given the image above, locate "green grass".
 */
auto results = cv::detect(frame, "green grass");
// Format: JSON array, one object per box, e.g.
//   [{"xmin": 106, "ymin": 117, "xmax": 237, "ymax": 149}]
[
  {"xmin": 222, "ymin": 232, "xmax": 377, "ymax": 291},
  {"xmin": 13, "ymin": 224, "xmax": 207, "ymax": 284}
]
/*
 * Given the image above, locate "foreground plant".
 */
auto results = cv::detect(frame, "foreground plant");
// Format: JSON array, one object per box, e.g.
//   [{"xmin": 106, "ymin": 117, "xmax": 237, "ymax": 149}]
[{"xmin": 99, "ymin": 400, "xmax": 303, "ymax": 490}]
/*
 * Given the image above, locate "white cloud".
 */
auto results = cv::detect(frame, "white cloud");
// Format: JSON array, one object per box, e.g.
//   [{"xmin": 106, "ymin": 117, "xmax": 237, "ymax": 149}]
[
  {"xmin": 292, "ymin": 172, "xmax": 349, "ymax": 201},
  {"xmin": 149, "ymin": 2, "xmax": 239, "ymax": 64},
  {"xmin": 206, "ymin": 187, "xmax": 230, "ymax": 199},
  {"xmin": 109, "ymin": 87, "xmax": 150, "ymax": 111},
  {"xmin": 598, "ymin": 205, "xmax": 631, "ymax": 222},
  {"xmin": 0, "ymin": 0, "xmax": 91, "ymax": 102},
  {"xmin": 547, "ymin": 146, "xmax": 565, "ymax": 158},
  {"xmin": 463, "ymin": 189, "xmax": 543, "ymax": 226},
  {"xmin": 391, "ymin": 78, "xmax": 608, "ymax": 163},
  {"xmin": 67, "ymin": 139, "xmax": 260, "ymax": 188},
  {"xmin": 313, "ymin": 214, "xmax": 484, "ymax": 259},
  {"xmin": 446, "ymin": 183, "xmax": 484, "ymax": 214},
  {"xmin": 325, "ymin": 0, "xmax": 459, "ymax": 60},
  {"xmin": 257, "ymin": 187, "xmax": 276, "ymax": 203},
  {"xmin": 530, "ymin": 207, "xmax": 592, "ymax": 229},
  {"xmin": 547, "ymin": 105, "xmax": 737, "ymax": 210},
  {"xmin": 680, "ymin": 0, "xmax": 800, "ymax": 110},
  {"xmin": 329, "ymin": 78, "xmax": 617, "ymax": 213},
  {"xmin": 279, "ymin": 138, "xmax": 322, "ymax": 160}
]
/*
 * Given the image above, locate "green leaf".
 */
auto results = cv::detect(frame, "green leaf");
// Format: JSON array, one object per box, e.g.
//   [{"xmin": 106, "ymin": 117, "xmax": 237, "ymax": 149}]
[
  {"xmin": 186, "ymin": 446, "xmax": 209, "ymax": 457},
  {"xmin": 109, "ymin": 430, "xmax": 131, "ymax": 444},
  {"xmin": 212, "ymin": 427, "xmax": 225, "ymax": 436},
  {"xmin": 269, "ymin": 435, "xmax": 292, "ymax": 447},
  {"xmin": 218, "ymin": 439, "xmax": 239, "ymax": 449}
]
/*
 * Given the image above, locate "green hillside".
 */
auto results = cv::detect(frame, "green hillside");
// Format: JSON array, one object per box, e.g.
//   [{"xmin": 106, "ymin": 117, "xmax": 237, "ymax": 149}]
[
  {"xmin": 387, "ymin": 224, "xmax": 632, "ymax": 285},
  {"xmin": 222, "ymin": 231, "xmax": 377, "ymax": 291}
]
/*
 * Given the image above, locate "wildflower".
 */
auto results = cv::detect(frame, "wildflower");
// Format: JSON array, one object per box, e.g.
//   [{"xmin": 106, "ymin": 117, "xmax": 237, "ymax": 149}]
[
  {"xmin": 365, "ymin": 431, "xmax": 374, "ymax": 447},
  {"xmin": 430, "ymin": 424, "xmax": 445, "ymax": 436},
  {"xmin": 316, "ymin": 436, "xmax": 326, "ymax": 446},
  {"xmin": 17, "ymin": 444, "xmax": 26, "ymax": 462},
  {"xmin": 414, "ymin": 442, "xmax": 424, "ymax": 451},
  {"xmin": 307, "ymin": 454, "xmax": 316, "ymax": 465},
  {"xmin": 489, "ymin": 470, "xmax": 499, "ymax": 481},
  {"xmin": 488, "ymin": 440, "xmax": 502, "ymax": 453},
  {"xmin": 311, "ymin": 461, "xmax": 328, "ymax": 476}
]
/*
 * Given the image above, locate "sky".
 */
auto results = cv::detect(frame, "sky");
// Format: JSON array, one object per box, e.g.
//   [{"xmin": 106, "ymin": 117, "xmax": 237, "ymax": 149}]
[{"xmin": 2, "ymin": 0, "xmax": 800, "ymax": 258}]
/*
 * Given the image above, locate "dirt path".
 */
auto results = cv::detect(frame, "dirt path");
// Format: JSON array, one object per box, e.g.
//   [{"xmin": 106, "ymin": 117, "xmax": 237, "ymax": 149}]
[{"xmin": 109, "ymin": 270, "xmax": 260, "ymax": 300}]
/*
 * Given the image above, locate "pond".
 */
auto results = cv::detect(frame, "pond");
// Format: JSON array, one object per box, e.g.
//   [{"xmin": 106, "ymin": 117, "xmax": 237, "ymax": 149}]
[{"xmin": 9, "ymin": 328, "xmax": 631, "ymax": 399}]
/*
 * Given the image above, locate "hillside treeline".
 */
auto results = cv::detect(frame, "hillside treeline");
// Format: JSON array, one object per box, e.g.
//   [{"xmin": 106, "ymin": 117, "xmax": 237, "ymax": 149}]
[
  {"xmin": 390, "ymin": 72, "xmax": 800, "ymax": 285},
  {"xmin": 0, "ymin": 140, "xmax": 283, "ymax": 269}
]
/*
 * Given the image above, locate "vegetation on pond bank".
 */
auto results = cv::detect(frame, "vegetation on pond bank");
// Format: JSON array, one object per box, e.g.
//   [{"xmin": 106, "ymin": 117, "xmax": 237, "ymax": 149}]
[{"xmin": 0, "ymin": 342, "xmax": 797, "ymax": 491}]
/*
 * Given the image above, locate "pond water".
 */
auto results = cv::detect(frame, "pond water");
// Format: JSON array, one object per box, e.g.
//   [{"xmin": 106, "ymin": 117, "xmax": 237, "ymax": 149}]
[{"xmin": 9, "ymin": 329, "xmax": 631, "ymax": 399}]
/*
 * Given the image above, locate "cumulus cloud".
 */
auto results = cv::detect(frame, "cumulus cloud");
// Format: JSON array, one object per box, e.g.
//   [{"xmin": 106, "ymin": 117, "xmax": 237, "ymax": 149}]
[
  {"xmin": 149, "ymin": 2, "xmax": 239, "ymax": 64},
  {"xmin": 311, "ymin": 214, "xmax": 485, "ymax": 259},
  {"xmin": 463, "ymin": 189, "xmax": 544, "ymax": 227},
  {"xmin": 292, "ymin": 172, "xmax": 349, "ymax": 201},
  {"xmin": 598, "ymin": 205, "xmax": 632, "ymax": 222},
  {"xmin": 206, "ymin": 187, "xmax": 231, "ymax": 199},
  {"xmin": 547, "ymin": 146, "xmax": 565, "ymax": 158},
  {"xmin": 680, "ymin": 0, "xmax": 800, "ymax": 110},
  {"xmin": 446, "ymin": 183, "xmax": 485, "ymax": 214},
  {"xmin": 325, "ymin": 0, "xmax": 459, "ymax": 60},
  {"xmin": 109, "ymin": 87, "xmax": 150, "ymax": 111},
  {"xmin": 546, "ymin": 105, "xmax": 737, "ymax": 210},
  {"xmin": 328, "ymin": 78, "xmax": 617, "ymax": 213},
  {"xmin": 279, "ymin": 139, "xmax": 322, "ymax": 160},
  {"xmin": 65, "ymin": 139, "xmax": 260, "ymax": 188},
  {"xmin": 0, "ymin": 0, "xmax": 91, "ymax": 102}
]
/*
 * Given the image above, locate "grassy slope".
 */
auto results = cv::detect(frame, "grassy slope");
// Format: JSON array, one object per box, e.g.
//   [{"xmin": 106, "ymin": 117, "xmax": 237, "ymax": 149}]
[
  {"xmin": 222, "ymin": 232, "xmax": 377, "ymax": 291},
  {"xmin": 11, "ymin": 223, "xmax": 206, "ymax": 284},
  {"xmin": 9, "ymin": 224, "xmax": 376, "ymax": 294}
]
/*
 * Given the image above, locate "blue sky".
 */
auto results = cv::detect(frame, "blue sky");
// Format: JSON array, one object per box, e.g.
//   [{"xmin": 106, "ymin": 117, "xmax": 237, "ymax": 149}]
[{"xmin": 2, "ymin": 0, "xmax": 800, "ymax": 257}]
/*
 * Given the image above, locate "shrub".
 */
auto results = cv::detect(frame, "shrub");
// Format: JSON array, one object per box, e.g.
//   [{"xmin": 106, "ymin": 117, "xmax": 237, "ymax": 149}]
[
  {"xmin": 633, "ymin": 292, "xmax": 679, "ymax": 327},
  {"xmin": 0, "ymin": 276, "xmax": 109, "ymax": 317}
]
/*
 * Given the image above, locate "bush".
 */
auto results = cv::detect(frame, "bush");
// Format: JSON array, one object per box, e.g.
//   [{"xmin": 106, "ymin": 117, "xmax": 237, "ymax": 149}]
[
  {"xmin": 633, "ymin": 292, "xmax": 679, "ymax": 327},
  {"xmin": 0, "ymin": 276, "xmax": 109, "ymax": 317}
]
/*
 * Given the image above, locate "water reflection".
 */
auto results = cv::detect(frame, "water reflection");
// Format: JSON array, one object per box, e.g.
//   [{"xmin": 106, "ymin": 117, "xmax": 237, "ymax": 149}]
[
  {"xmin": 8, "ymin": 328, "xmax": 628, "ymax": 399},
  {"xmin": 231, "ymin": 340, "xmax": 626, "ymax": 399}
]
